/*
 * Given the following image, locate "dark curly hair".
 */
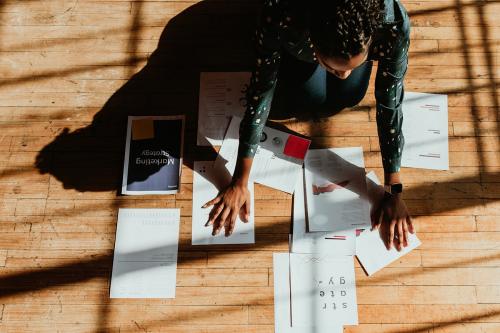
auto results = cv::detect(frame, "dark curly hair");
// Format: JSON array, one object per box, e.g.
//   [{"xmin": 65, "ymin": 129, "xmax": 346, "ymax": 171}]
[{"xmin": 309, "ymin": 0, "xmax": 385, "ymax": 59}]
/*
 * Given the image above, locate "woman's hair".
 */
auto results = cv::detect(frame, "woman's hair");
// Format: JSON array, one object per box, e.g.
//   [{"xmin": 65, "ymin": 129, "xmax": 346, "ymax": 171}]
[{"xmin": 309, "ymin": 0, "xmax": 385, "ymax": 59}]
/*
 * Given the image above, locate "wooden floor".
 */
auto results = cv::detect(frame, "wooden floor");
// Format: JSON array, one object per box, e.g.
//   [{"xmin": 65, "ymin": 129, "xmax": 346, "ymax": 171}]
[{"xmin": 0, "ymin": 0, "xmax": 499, "ymax": 332}]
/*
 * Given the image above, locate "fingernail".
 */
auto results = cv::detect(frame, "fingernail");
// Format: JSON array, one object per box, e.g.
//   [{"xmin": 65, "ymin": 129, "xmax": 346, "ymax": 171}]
[{"xmin": 205, "ymin": 221, "xmax": 210, "ymax": 227}]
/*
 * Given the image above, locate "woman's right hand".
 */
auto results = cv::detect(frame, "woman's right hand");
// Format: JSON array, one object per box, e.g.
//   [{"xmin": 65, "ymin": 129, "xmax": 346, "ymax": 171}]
[{"xmin": 202, "ymin": 181, "xmax": 251, "ymax": 237}]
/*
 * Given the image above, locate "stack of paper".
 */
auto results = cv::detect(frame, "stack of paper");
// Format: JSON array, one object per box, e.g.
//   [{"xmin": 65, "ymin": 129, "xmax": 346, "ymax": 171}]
[
  {"xmin": 215, "ymin": 116, "xmax": 311, "ymax": 194},
  {"xmin": 274, "ymin": 148, "xmax": 421, "ymax": 332}
]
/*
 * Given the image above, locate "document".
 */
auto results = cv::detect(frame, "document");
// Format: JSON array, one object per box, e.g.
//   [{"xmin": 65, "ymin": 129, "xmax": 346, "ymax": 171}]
[
  {"xmin": 215, "ymin": 116, "xmax": 311, "ymax": 194},
  {"xmin": 110, "ymin": 208, "xmax": 180, "ymax": 298},
  {"xmin": 401, "ymin": 92, "xmax": 449, "ymax": 170},
  {"xmin": 273, "ymin": 253, "xmax": 343, "ymax": 333},
  {"xmin": 289, "ymin": 253, "xmax": 358, "ymax": 327},
  {"xmin": 304, "ymin": 148, "xmax": 370, "ymax": 232},
  {"xmin": 122, "ymin": 116, "xmax": 184, "ymax": 195},
  {"xmin": 356, "ymin": 172, "xmax": 422, "ymax": 276},
  {"xmin": 192, "ymin": 161, "xmax": 255, "ymax": 245},
  {"xmin": 197, "ymin": 72, "xmax": 251, "ymax": 146},
  {"xmin": 291, "ymin": 170, "xmax": 356, "ymax": 255}
]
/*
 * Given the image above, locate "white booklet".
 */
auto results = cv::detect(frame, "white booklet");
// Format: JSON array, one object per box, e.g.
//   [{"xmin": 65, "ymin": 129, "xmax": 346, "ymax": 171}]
[
  {"xmin": 291, "ymin": 170, "xmax": 356, "ymax": 255},
  {"xmin": 304, "ymin": 148, "xmax": 370, "ymax": 232},
  {"xmin": 197, "ymin": 72, "xmax": 251, "ymax": 146},
  {"xmin": 110, "ymin": 208, "xmax": 180, "ymax": 298},
  {"xmin": 215, "ymin": 116, "xmax": 311, "ymax": 194},
  {"xmin": 401, "ymin": 92, "xmax": 449, "ymax": 170},
  {"xmin": 289, "ymin": 253, "xmax": 358, "ymax": 327},
  {"xmin": 192, "ymin": 161, "xmax": 255, "ymax": 245},
  {"xmin": 273, "ymin": 253, "xmax": 344, "ymax": 333},
  {"xmin": 356, "ymin": 171, "xmax": 422, "ymax": 276},
  {"xmin": 122, "ymin": 116, "xmax": 184, "ymax": 195}
]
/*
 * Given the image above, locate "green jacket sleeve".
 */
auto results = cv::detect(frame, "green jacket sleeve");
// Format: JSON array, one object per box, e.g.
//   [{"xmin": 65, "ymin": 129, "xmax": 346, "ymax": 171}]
[
  {"xmin": 374, "ymin": 14, "xmax": 410, "ymax": 173},
  {"xmin": 238, "ymin": 0, "xmax": 282, "ymax": 158}
]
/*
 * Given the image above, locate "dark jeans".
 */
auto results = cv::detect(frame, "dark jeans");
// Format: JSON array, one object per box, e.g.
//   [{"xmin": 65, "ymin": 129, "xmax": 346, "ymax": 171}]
[{"xmin": 270, "ymin": 51, "xmax": 373, "ymax": 120}]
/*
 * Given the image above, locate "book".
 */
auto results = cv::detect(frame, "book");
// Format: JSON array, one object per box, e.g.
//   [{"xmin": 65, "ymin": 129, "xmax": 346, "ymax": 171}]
[{"xmin": 122, "ymin": 116, "xmax": 184, "ymax": 195}]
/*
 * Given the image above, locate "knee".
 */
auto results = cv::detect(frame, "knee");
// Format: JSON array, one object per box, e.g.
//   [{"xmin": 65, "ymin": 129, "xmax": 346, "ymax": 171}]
[{"xmin": 341, "ymin": 91, "xmax": 366, "ymax": 108}]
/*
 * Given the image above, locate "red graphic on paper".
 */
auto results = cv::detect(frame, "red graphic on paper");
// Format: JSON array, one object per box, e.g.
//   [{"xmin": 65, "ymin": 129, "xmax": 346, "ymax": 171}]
[
  {"xmin": 283, "ymin": 135, "xmax": 310, "ymax": 160},
  {"xmin": 324, "ymin": 235, "xmax": 347, "ymax": 240},
  {"xmin": 355, "ymin": 228, "xmax": 365, "ymax": 237},
  {"xmin": 312, "ymin": 180, "xmax": 350, "ymax": 195}
]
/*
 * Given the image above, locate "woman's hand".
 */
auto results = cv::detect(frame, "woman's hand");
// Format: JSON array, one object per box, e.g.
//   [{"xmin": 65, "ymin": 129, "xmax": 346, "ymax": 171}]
[
  {"xmin": 202, "ymin": 181, "xmax": 251, "ymax": 237},
  {"xmin": 371, "ymin": 193, "xmax": 414, "ymax": 251}
]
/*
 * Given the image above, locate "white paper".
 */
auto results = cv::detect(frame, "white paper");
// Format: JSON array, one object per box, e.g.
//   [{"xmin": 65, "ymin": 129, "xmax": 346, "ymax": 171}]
[
  {"xmin": 289, "ymin": 254, "xmax": 358, "ymax": 327},
  {"xmin": 292, "ymin": 170, "xmax": 356, "ymax": 255},
  {"xmin": 192, "ymin": 161, "xmax": 255, "ymax": 245},
  {"xmin": 197, "ymin": 72, "xmax": 251, "ymax": 146},
  {"xmin": 273, "ymin": 253, "xmax": 343, "ymax": 333},
  {"xmin": 215, "ymin": 116, "xmax": 310, "ymax": 194},
  {"xmin": 356, "ymin": 171, "xmax": 422, "ymax": 276},
  {"xmin": 110, "ymin": 208, "xmax": 180, "ymax": 298},
  {"xmin": 304, "ymin": 148, "xmax": 370, "ymax": 232},
  {"xmin": 402, "ymin": 92, "xmax": 449, "ymax": 170}
]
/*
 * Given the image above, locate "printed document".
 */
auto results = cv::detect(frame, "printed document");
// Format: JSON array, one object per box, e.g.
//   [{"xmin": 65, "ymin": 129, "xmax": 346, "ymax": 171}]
[
  {"xmin": 110, "ymin": 208, "xmax": 180, "ymax": 298},
  {"xmin": 401, "ymin": 92, "xmax": 449, "ymax": 170},
  {"xmin": 215, "ymin": 116, "xmax": 310, "ymax": 194},
  {"xmin": 304, "ymin": 148, "xmax": 370, "ymax": 232},
  {"xmin": 197, "ymin": 72, "xmax": 251, "ymax": 146},
  {"xmin": 192, "ymin": 161, "xmax": 255, "ymax": 245}
]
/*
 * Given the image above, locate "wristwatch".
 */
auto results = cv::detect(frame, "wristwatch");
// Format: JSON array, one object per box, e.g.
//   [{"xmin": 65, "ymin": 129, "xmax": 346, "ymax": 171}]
[{"xmin": 384, "ymin": 183, "xmax": 403, "ymax": 195}]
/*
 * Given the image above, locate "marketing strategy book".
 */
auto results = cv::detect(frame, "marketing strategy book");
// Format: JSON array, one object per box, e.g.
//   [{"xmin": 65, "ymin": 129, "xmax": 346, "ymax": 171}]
[{"xmin": 122, "ymin": 116, "xmax": 185, "ymax": 195}]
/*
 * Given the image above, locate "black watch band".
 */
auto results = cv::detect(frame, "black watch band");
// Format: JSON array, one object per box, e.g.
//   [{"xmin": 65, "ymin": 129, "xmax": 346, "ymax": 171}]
[{"xmin": 384, "ymin": 183, "xmax": 403, "ymax": 195}]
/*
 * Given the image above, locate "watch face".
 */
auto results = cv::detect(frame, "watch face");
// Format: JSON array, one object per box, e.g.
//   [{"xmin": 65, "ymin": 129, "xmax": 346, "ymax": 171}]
[{"xmin": 391, "ymin": 183, "xmax": 403, "ymax": 193}]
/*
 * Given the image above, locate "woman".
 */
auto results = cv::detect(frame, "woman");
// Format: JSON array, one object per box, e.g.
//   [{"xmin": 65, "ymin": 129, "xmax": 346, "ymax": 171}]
[{"xmin": 203, "ymin": 0, "xmax": 414, "ymax": 251}]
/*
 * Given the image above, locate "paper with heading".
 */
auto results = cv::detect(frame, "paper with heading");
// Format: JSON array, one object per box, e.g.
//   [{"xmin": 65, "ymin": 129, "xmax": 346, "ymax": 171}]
[
  {"xmin": 402, "ymin": 92, "xmax": 449, "ymax": 170},
  {"xmin": 192, "ymin": 161, "xmax": 255, "ymax": 245},
  {"xmin": 197, "ymin": 72, "xmax": 251, "ymax": 146},
  {"xmin": 289, "ymin": 253, "xmax": 358, "ymax": 327},
  {"xmin": 292, "ymin": 170, "xmax": 356, "ymax": 255},
  {"xmin": 110, "ymin": 208, "xmax": 180, "ymax": 298},
  {"xmin": 304, "ymin": 148, "xmax": 370, "ymax": 232},
  {"xmin": 215, "ymin": 116, "xmax": 311, "ymax": 194},
  {"xmin": 273, "ymin": 253, "xmax": 344, "ymax": 333},
  {"xmin": 356, "ymin": 171, "xmax": 422, "ymax": 276}
]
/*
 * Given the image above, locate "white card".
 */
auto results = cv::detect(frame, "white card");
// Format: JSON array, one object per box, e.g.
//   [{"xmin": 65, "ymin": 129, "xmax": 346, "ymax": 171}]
[
  {"xmin": 192, "ymin": 161, "xmax": 255, "ymax": 245},
  {"xmin": 304, "ymin": 148, "xmax": 370, "ymax": 232},
  {"xmin": 273, "ymin": 253, "xmax": 344, "ymax": 333},
  {"xmin": 290, "ymin": 254, "xmax": 358, "ymax": 326},
  {"xmin": 215, "ymin": 116, "xmax": 310, "ymax": 194},
  {"xmin": 197, "ymin": 72, "xmax": 251, "ymax": 146},
  {"xmin": 110, "ymin": 208, "xmax": 180, "ymax": 298},
  {"xmin": 292, "ymin": 169, "xmax": 356, "ymax": 255},
  {"xmin": 401, "ymin": 92, "xmax": 449, "ymax": 170},
  {"xmin": 356, "ymin": 171, "xmax": 422, "ymax": 276}
]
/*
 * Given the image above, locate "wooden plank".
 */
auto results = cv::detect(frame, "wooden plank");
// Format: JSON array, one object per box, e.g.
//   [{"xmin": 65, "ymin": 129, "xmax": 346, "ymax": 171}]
[
  {"xmin": 248, "ymin": 304, "xmax": 500, "ymax": 324},
  {"xmin": 421, "ymin": 249, "xmax": 500, "ymax": 268},
  {"xmin": 1, "ymin": 304, "xmax": 249, "ymax": 325},
  {"xmin": 476, "ymin": 216, "xmax": 500, "ymax": 231}
]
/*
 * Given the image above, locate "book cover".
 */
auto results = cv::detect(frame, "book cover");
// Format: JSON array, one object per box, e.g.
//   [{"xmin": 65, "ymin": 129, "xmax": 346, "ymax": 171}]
[{"xmin": 122, "ymin": 116, "xmax": 184, "ymax": 195}]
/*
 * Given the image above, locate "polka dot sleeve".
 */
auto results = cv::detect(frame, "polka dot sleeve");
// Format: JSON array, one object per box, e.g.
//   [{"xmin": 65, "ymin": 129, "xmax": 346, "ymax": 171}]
[
  {"xmin": 238, "ymin": 0, "xmax": 282, "ymax": 159},
  {"xmin": 374, "ymin": 10, "xmax": 410, "ymax": 173}
]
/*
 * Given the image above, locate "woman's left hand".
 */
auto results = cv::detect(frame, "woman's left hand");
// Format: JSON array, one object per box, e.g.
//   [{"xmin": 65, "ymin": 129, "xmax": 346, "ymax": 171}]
[{"xmin": 371, "ymin": 193, "xmax": 414, "ymax": 251}]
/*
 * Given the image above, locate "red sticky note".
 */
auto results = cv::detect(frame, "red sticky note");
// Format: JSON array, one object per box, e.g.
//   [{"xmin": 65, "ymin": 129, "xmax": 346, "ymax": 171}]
[{"xmin": 283, "ymin": 135, "xmax": 310, "ymax": 160}]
